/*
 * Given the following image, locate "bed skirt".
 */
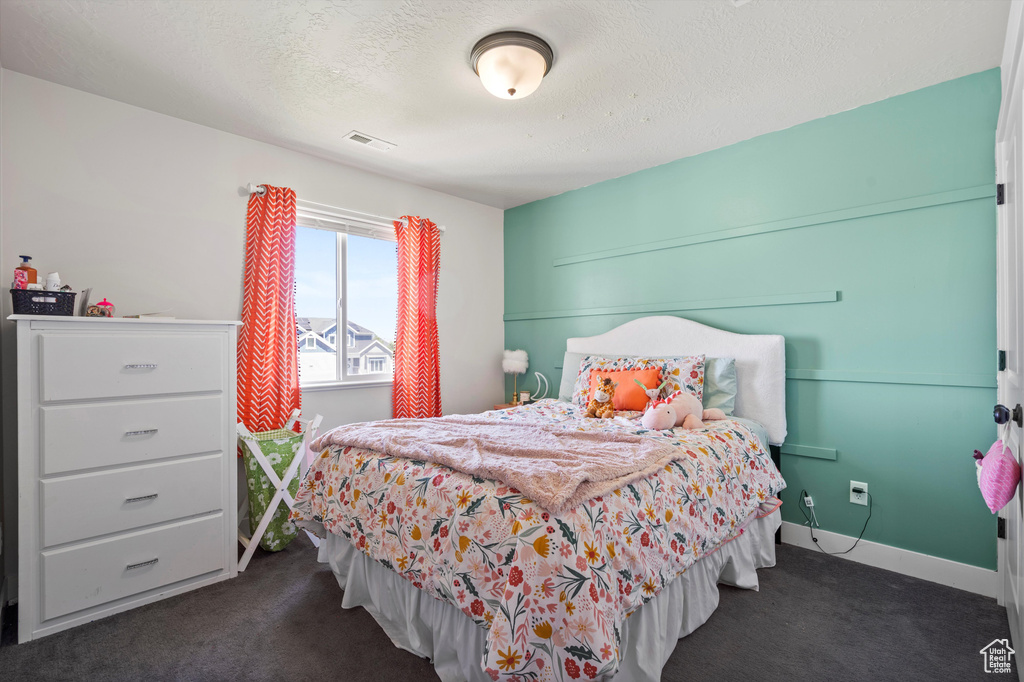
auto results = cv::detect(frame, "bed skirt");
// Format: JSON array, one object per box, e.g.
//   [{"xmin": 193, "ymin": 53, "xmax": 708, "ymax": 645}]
[{"xmin": 319, "ymin": 509, "xmax": 781, "ymax": 682}]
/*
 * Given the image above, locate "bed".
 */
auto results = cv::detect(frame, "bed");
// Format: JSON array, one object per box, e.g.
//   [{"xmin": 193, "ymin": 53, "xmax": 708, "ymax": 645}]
[{"xmin": 291, "ymin": 316, "xmax": 787, "ymax": 681}]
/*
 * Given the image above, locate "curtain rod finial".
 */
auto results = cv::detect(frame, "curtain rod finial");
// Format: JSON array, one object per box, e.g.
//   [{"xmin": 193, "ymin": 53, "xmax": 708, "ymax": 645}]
[{"xmin": 247, "ymin": 183, "xmax": 267, "ymax": 196}]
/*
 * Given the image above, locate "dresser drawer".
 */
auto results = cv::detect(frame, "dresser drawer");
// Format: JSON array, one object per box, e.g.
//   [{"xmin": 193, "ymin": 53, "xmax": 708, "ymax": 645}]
[
  {"xmin": 41, "ymin": 455, "xmax": 223, "ymax": 547},
  {"xmin": 39, "ymin": 332, "xmax": 224, "ymax": 402},
  {"xmin": 41, "ymin": 395, "xmax": 224, "ymax": 475},
  {"xmin": 40, "ymin": 514, "xmax": 225, "ymax": 621}
]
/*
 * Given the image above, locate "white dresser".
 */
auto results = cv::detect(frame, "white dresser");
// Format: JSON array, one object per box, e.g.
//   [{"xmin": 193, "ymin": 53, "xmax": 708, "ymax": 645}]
[{"xmin": 10, "ymin": 315, "xmax": 240, "ymax": 642}]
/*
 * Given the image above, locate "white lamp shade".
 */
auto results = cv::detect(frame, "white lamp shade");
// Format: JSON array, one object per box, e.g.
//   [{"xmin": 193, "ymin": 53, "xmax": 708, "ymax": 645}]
[
  {"xmin": 476, "ymin": 44, "xmax": 547, "ymax": 100},
  {"xmin": 502, "ymin": 349, "xmax": 529, "ymax": 374}
]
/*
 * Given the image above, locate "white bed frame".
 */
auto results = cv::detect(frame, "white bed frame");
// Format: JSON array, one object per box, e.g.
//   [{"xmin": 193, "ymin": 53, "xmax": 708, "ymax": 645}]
[{"xmin": 566, "ymin": 315, "xmax": 787, "ymax": 445}]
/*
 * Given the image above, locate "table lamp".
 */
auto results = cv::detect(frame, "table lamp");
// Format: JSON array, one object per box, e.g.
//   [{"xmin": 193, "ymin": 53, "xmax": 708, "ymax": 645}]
[{"xmin": 502, "ymin": 349, "xmax": 528, "ymax": 404}]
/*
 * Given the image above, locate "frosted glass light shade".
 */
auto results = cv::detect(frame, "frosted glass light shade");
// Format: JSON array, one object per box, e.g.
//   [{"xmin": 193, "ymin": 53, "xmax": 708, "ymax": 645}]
[
  {"xmin": 477, "ymin": 45, "xmax": 546, "ymax": 99},
  {"xmin": 471, "ymin": 32, "xmax": 553, "ymax": 100}
]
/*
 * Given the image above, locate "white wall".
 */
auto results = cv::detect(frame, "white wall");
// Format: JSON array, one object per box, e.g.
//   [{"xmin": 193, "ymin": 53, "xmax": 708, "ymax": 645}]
[
  {"xmin": 0, "ymin": 63, "xmax": 6, "ymax": 617},
  {"xmin": 0, "ymin": 70, "xmax": 505, "ymax": 584}
]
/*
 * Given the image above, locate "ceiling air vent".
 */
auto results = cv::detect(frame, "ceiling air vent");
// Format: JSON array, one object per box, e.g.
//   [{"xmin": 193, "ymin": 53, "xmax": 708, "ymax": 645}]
[{"xmin": 344, "ymin": 130, "xmax": 395, "ymax": 152}]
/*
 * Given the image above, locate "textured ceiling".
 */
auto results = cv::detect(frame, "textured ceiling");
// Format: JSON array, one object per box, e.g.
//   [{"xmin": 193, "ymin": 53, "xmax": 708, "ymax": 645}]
[{"xmin": 0, "ymin": 0, "xmax": 1011, "ymax": 208}]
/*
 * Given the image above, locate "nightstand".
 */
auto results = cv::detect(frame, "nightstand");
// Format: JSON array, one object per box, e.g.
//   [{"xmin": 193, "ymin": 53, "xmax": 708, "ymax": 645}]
[{"xmin": 493, "ymin": 403, "xmax": 518, "ymax": 410}]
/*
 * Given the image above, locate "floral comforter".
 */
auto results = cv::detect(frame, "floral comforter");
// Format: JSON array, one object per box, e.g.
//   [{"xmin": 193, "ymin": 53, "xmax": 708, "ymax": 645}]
[{"xmin": 291, "ymin": 399, "xmax": 785, "ymax": 681}]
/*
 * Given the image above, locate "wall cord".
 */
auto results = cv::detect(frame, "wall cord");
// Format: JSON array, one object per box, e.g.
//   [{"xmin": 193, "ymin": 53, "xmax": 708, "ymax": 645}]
[{"xmin": 798, "ymin": 488, "xmax": 872, "ymax": 556}]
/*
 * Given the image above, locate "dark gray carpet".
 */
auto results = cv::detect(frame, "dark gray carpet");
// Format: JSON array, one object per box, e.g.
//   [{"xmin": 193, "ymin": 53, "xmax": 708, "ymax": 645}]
[{"xmin": 0, "ymin": 537, "xmax": 1011, "ymax": 681}]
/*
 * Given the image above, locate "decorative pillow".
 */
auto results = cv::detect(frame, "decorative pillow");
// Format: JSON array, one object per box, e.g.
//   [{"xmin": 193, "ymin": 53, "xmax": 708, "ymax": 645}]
[
  {"xmin": 572, "ymin": 355, "xmax": 705, "ymax": 408},
  {"xmin": 703, "ymin": 357, "xmax": 737, "ymax": 415},
  {"xmin": 559, "ymin": 352, "xmax": 735, "ymax": 411},
  {"xmin": 558, "ymin": 351, "xmax": 588, "ymax": 402},
  {"xmin": 976, "ymin": 440, "xmax": 1021, "ymax": 514},
  {"xmin": 587, "ymin": 367, "xmax": 662, "ymax": 412}
]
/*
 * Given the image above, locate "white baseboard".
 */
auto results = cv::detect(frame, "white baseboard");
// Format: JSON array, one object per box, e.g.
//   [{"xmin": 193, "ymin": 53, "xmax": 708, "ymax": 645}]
[{"xmin": 781, "ymin": 521, "xmax": 998, "ymax": 599}]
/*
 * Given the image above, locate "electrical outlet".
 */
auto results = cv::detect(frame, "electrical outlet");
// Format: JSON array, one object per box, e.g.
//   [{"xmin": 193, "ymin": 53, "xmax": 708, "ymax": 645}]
[{"xmin": 850, "ymin": 481, "xmax": 868, "ymax": 506}]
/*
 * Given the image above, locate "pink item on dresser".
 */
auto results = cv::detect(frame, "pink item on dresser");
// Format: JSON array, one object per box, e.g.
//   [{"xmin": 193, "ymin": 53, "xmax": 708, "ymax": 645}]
[{"xmin": 976, "ymin": 440, "xmax": 1021, "ymax": 513}]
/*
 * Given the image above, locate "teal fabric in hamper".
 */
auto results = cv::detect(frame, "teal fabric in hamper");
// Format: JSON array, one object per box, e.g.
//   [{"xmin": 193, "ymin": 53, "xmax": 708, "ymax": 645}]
[{"xmin": 241, "ymin": 428, "xmax": 304, "ymax": 552}]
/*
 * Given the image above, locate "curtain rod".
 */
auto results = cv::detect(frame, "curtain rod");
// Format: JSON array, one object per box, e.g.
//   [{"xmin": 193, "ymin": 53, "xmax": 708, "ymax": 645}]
[{"xmin": 246, "ymin": 184, "xmax": 446, "ymax": 233}]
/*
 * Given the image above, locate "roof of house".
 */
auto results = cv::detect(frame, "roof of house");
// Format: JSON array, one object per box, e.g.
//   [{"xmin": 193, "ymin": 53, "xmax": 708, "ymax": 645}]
[
  {"xmin": 348, "ymin": 320, "xmax": 375, "ymax": 336},
  {"xmin": 297, "ymin": 317, "xmax": 392, "ymax": 357},
  {"xmin": 355, "ymin": 338, "xmax": 392, "ymax": 358},
  {"xmin": 296, "ymin": 317, "xmax": 334, "ymax": 335},
  {"xmin": 297, "ymin": 317, "xmax": 378, "ymax": 336}
]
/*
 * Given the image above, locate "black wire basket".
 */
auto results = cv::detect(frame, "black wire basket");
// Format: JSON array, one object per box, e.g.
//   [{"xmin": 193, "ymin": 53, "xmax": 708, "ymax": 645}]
[{"xmin": 10, "ymin": 289, "xmax": 77, "ymax": 316}]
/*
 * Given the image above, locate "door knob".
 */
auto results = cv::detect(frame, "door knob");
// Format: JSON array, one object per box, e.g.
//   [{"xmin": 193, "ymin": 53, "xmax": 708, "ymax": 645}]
[{"xmin": 994, "ymin": 404, "xmax": 1023, "ymax": 427}]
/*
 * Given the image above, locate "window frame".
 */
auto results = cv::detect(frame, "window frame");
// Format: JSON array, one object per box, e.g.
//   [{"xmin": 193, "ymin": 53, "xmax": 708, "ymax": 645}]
[{"xmin": 297, "ymin": 223, "xmax": 395, "ymax": 389}]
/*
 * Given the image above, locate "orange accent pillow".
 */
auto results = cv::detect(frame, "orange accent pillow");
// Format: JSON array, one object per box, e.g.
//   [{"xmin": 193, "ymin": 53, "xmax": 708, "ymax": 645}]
[{"xmin": 587, "ymin": 368, "xmax": 662, "ymax": 412}]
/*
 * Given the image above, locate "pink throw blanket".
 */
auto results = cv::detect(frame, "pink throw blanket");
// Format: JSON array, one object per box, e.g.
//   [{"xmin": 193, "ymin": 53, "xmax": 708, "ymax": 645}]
[{"xmin": 311, "ymin": 415, "xmax": 678, "ymax": 514}]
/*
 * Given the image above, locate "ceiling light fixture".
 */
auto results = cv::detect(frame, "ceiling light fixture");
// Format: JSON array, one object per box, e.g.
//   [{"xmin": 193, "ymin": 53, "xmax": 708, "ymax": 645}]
[{"xmin": 471, "ymin": 31, "xmax": 553, "ymax": 100}]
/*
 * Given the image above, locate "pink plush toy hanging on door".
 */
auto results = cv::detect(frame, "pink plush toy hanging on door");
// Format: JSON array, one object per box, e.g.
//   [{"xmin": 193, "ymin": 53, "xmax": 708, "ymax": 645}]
[
  {"xmin": 640, "ymin": 389, "xmax": 727, "ymax": 431},
  {"xmin": 974, "ymin": 439, "xmax": 1021, "ymax": 514}
]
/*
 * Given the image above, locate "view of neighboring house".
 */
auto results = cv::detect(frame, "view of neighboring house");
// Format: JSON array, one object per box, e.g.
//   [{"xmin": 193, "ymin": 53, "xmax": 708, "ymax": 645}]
[{"xmin": 297, "ymin": 317, "xmax": 394, "ymax": 382}]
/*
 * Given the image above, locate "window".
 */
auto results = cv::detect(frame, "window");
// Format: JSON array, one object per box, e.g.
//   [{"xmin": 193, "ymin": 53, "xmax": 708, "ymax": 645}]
[{"xmin": 295, "ymin": 207, "xmax": 397, "ymax": 385}]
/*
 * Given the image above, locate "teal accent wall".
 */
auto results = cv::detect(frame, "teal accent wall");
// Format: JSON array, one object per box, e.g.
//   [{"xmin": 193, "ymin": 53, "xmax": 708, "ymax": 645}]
[{"xmin": 503, "ymin": 69, "xmax": 1000, "ymax": 570}]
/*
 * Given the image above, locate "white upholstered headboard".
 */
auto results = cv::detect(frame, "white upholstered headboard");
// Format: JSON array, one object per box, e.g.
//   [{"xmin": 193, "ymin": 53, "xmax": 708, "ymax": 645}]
[{"xmin": 566, "ymin": 316, "xmax": 787, "ymax": 445}]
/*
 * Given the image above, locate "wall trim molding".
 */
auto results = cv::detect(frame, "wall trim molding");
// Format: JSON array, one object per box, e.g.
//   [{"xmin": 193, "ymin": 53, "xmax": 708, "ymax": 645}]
[
  {"xmin": 553, "ymin": 184, "xmax": 995, "ymax": 267},
  {"xmin": 781, "ymin": 521, "xmax": 998, "ymax": 598},
  {"xmin": 780, "ymin": 443, "xmax": 837, "ymax": 460},
  {"xmin": 503, "ymin": 291, "xmax": 838, "ymax": 322},
  {"xmin": 786, "ymin": 368, "xmax": 996, "ymax": 388}
]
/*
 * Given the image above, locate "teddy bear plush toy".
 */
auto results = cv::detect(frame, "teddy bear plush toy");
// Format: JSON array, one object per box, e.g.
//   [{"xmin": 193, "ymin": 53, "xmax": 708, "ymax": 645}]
[
  {"xmin": 585, "ymin": 377, "xmax": 618, "ymax": 419},
  {"xmin": 640, "ymin": 389, "xmax": 727, "ymax": 431}
]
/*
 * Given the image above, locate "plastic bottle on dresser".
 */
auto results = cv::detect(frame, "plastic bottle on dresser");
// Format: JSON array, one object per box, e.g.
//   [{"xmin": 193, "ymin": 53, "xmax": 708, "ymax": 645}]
[{"xmin": 13, "ymin": 256, "xmax": 37, "ymax": 290}]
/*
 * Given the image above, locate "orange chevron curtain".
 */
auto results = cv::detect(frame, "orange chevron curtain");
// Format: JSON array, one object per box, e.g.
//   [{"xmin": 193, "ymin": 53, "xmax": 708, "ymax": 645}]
[
  {"xmin": 237, "ymin": 184, "xmax": 301, "ymax": 435},
  {"xmin": 392, "ymin": 215, "xmax": 442, "ymax": 419}
]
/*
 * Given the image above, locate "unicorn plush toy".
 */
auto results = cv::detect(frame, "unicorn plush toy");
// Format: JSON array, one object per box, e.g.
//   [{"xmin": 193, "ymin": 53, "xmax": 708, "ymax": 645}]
[
  {"xmin": 640, "ymin": 389, "xmax": 727, "ymax": 431},
  {"xmin": 634, "ymin": 378, "xmax": 669, "ymax": 409}
]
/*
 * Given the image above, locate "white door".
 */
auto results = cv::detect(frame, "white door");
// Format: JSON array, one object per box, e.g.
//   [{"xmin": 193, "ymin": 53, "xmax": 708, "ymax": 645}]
[{"xmin": 999, "ymin": 2, "xmax": 1024, "ymax": 670}]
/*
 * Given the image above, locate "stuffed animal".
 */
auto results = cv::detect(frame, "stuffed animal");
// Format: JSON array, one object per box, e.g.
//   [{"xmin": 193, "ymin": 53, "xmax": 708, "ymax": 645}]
[
  {"xmin": 640, "ymin": 390, "xmax": 727, "ymax": 431},
  {"xmin": 585, "ymin": 377, "xmax": 617, "ymax": 419},
  {"xmin": 641, "ymin": 400, "xmax": 678, "ymax": 430},
  {"xmin": 634, "ymin": 378, "xmax": 669, "ymax": 410}
]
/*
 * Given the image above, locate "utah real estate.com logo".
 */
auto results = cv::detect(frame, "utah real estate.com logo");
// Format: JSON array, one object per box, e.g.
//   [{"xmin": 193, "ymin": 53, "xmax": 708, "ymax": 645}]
[{"xmin": 981, "ymin": 639, "xmax": 1015, "ymax": 674}]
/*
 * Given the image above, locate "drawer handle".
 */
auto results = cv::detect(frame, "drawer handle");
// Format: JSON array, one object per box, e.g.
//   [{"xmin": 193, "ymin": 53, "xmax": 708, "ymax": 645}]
[
  {"xmin": 125, "ymin": 493, "xmax": 158, "ymax": 503},
  {"xmin": 124, "ymin": 364, "xmax": 158, "ymax": 370},
  {"xmin": 124, "ymin": 429, "xmax": 158, "ymax": 437},
  {"xmin": 126, "ymin": 558, "xmax": 159, "ymax": 571}
]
